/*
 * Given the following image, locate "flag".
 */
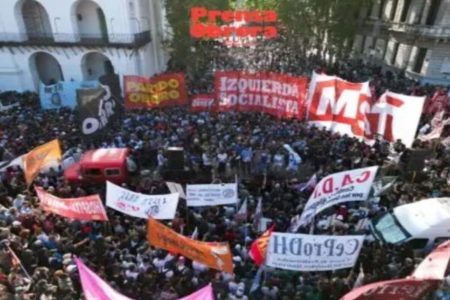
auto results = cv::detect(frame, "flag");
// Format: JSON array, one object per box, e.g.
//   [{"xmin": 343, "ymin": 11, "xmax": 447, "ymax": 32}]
[
  {"xmin": 178, "ymin": 283, "xmax": 214, "ymax": 300},
  {"xmin": 249, "ymin": 226, "xmax": 274, "ymax": 266},
  {"xmin": 235, "ymin": 199, "xmax": 247, "ymax": 221},
  {"xmin": 75, "ymin": 257, "xmax": 134, "ymax": 300},
  {"xmin": 22, "ymin": 139, "xmax": 61, "ymax": 186},
  {"xmin": 253, "ymin": 197, "xmax": 262, "ymax": 230},
  {"xmin": 250, "ymin": 265, "xmax": 264, "ymax": 294},
  {"xmin": 292, "ymin": 174, "xmax": 317, "ymax": 192},
  {"xmin": 77, "ymin": 84, "xmax": 118, "ymax": 136},
  {"xmin": 191, "ymin": 227, "xmax": 199, "ymax": 240},
  {"xmin": 373, "ymin": 176, "xmax": 397, "ymax": 197}
]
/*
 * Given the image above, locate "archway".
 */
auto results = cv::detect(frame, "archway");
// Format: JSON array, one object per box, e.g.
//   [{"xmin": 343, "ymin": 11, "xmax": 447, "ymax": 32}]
[
  {"xmin": 73, "ymin": 0, "xmax": 108, "ymax": 42},
  {"xmin": 81, "ymin": 52, "xmax": 114, "ymax": 81},
  {"xmin": 21, "ymin": 0, "xmax": 53, "ymax": 40},
  {"xmin": 29, "ymin": 52, "xmax": 64, "ymax": 88}
]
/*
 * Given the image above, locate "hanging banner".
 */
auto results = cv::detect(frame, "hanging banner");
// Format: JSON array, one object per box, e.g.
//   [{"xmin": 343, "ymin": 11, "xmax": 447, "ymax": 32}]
[
  {"xmin": 106, "ymin": 181, "xmax": 179, "ymax": 220},
  {"xmin": 340, "ymin": 278, "xmax": 439, "ymax": 300},
  {"xmin": 191, "ymin": 94, "xmax": 217, "ymax": 112},
  {"xmin": 266, "ymin": 233, "xmax": 365, "ymax": 271},
  {"xmin": 214, "ymin": 71, "xmax": 307, "ymax": 119},
  {"xmin": 307, "ymin": 72, "xmax": 425, "ymax": 147},
  {"xmin": 40, "ymin": 81, "xmax": 98, "ymax": 110},
  {"xmin": 35, "ymin": 186, "xmax": 108, "ymax": 221},
  {"xmin": 186, "ymin": 183, "xmax": 238, "ymax": 207},
  {"xmin": 77, "ymin": 84, "xmax": 118, "ymax": 136},
  {"xmin": 23, "ymin": 139, "xmax": 62, "ymax": 186},
  {"xmin": 124, "ymin": 73, "xmax": 188, "ymax": 109},
  {"xmin": 75, "ymin": 258, "xmax": 134, "ymax": 300},
  {"xmin": 297, "ymin": 166, "xmax": 378, "ymax": 228},
  {"xmin": 147, "ymin": 218, "xmax": 233, "ymax": 273}
]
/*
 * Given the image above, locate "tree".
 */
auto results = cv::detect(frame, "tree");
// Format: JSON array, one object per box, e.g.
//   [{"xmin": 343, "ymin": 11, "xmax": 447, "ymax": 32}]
[{"xmin": 163, "ymin": 0, "xmax": 230, "ymax": 76}]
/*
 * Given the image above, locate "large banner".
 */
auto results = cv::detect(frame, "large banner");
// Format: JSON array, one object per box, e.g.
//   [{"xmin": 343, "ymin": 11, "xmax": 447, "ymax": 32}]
[
  {"xmin": 124, "ymin": 73, "xmax": 188, "ymax": 109},
  {"xmin": 40, "ymin": 81, "xmax": 98, "ymax": 110},
  {"xmin": 214, "ymin": 71, "xmax": 307, "ymax": 119},
  {"xmin": 296, "ymin": 166, "xmax": 378, "ymax": 228},
  {"xmin": 307, "ymin": 72, "xmax": 425, "ymax": 147},
  {"xmin": 23, "ymin": 139, "xmax": 61, "ymax": 186},
  {"xmin": 266, "ymin": 233, "xmax": 364, "ymax": 271},
  {"xmin": 106, "ymin": 181, "xmax": 179, "ymax": 220},
  {"xmin": 147, "ymin": 218, "xmax": 233, "ymax": 273},
  {"xmin": 77, "ymin": 84, "xmax": 118, "ymax": 136},
  {"xmin": 35, "ymin": 186, "xmax": 108, "ymax": 221},
  {"xmin": 186, "ymin": 183, "xmax": 238, "ymax": 207},
  {"xmin": 340, "ymin": 278, "xmax": 439, "ymax": 300},
  {"xmin": 191, "ymin": 94, "xmax": 217, "ymax": 112}
]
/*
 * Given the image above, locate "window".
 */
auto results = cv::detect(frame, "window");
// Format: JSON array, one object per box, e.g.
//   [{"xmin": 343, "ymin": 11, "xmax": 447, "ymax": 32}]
[
  {"xmin": 105, "ymin": 169, "xmax": 121, "ymax": 176},
  {"xmin": 407, "ymin": 239, "xmax": 429, "ymax": 249},
  {"xmin": 391, "ymin": 42, "xmax": 399, "ymax": 65},
  {"xmin": 379, "ymin": 0, "xmax": 386, "ymax": 19},
  {"xmin": 372, "ymin": 212, "xmax": 411, "ymax": 244},
  {"xmin": 413, "ymin": 48, "xmax": 427, "ymax": 74},
  {"xmin": 426, "ymin": 0, "xmax": 441, "ymax": 25},
  {"xmin": 84, "ymin": 168, "xmax": 102, "ymax": 176},
  {"xmin": 390, "ymin": 0, "xmax": 399, "ymax": 20},
  {"xmin": 400, "ymin": 0, "xmax": 411, "ymax": 22}
]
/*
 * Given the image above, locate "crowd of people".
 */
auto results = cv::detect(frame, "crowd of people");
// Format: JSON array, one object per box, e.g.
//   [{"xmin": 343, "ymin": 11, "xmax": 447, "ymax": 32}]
[{"xmin": 0, "ymin": 44, "xmax": 449, "ymax": 300}]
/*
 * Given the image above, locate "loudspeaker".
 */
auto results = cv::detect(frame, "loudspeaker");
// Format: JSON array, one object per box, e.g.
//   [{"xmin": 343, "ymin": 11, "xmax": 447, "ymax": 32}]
[{"xmin": 166, "ymin": 147, "xmax": 184, "ymax": 170}]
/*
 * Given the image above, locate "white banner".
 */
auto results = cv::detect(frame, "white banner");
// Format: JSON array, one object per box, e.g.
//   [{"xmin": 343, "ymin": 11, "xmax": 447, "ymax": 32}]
[
  {"xmin": 106, "ymin": 181, "xmax": 179, "ymax": 220},
  {"xmin": 186, "ymin": 183, "xmax": 238, "ymax": 207},
  {"xmin": 166, "ymin": 182, "xmax": 186, "ymax": 199},
  {"xmin": 297, "ymin": 166, "xmax": 378, "ymax": 227},
  {"xmin": 266, "ymin": 232, "xmax": 365, "ymax": 271},
  {"xmin": 307, "ymin": 72, "xmax": 425, "ymax": 148}
]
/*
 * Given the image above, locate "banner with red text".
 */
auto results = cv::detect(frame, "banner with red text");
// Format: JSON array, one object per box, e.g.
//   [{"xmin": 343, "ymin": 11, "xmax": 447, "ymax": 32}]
[
  {"xmin": 296, "ymin": 166, "xmax": 378, "ymax": 228},
  {"xmin": 191, "ymin": 94, "xmax": 217, "ymax": 112},
  {"xmin": 307, "ymin": 72, "xmax": 425, "ymax": 148},
  {"xmin": 215, "ymin": 71, "xmax": 307, "ymax": 119},
  {"xmin": 35, "ymin": 186, "xmax": 108, "ymax": 221},
  {"xmin": 124, "ymin": 73, "xmax": 188, "ymax": 109},
  {"xmin": 340, "ymin": 278, "xmax": 439, "ymax": 300}
]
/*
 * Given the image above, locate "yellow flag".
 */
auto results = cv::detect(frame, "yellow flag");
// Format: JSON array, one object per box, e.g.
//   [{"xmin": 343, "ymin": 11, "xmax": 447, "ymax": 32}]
[{"xmin": 22, "ymin": 139, "xmax": 61, "ymax": 186}]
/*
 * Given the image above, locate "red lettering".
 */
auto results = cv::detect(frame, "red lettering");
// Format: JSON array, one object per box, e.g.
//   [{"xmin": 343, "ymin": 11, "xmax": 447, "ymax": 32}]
[
  {"xmin": 221, "ymin": 11, "xmax": 234, "ymax": 22},
  {"xmin": 322, "ymin": 178, "xmax": 334, "ymax": 194},
  {"xmin": 341, "ymin": 174, "xmax": 354, "ymax": 186},
  {"xmin": 191, "ymin": 7, "xmax": 207, "ymax": 22},
  {"xmin": 208, "ymin": 10, "xmax": 222, "ymax": 23},
  {"xmin": 264, "ymin": 11, "xmax": 278, "ymax": 22},
  {"xmin": 356, "ymin": 171, "xmax": 370, "ymax": 183}
]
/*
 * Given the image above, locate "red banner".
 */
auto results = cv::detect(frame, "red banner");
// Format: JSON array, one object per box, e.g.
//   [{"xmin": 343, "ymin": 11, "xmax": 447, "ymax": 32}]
[
  {"xmin": 412, "ymin": 239, "xmax": 450, "ymax": 280},
  {"xmin": 214, "ymin": 71, "xmax": 307, "ymax": 119},
  {"xmin": 124, "ymin": 73, "xmax": 188, "ymax": 109},
  {"xmin": 191, "ymin": 94, "xmax": 217, "ymax": 112},
  {"xmin": 340, "ymin": 278, "xmax": 439, "ymax": 300},
  {"xmin": 35, "ymin": 186, "xmax": 108, "ymax": 221}
]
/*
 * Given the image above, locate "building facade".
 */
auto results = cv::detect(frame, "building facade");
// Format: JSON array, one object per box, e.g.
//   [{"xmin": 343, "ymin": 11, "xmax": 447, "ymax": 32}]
[
  {"xmin": 0, "ymin": 0, "xmax": 168, "ymax": 92},
  {"xmin": 354, "ymin": 0, "xmax": 450, "ymax": 85}
]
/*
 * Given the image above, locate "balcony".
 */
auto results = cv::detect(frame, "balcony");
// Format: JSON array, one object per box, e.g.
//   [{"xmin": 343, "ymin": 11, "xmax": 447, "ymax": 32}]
[
  {"xmin": 0, "ymin": 30, "xmax": 152, "ymax": 48},
  {"xmin": 365, "ymin": 19, "xmax": 450, "ymax": 39}
]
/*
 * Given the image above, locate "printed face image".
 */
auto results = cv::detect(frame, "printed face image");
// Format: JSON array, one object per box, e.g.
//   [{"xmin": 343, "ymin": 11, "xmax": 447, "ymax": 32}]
[{"xmin": 51, "ymin": 93, "xmax": 62, "ymax": 106}]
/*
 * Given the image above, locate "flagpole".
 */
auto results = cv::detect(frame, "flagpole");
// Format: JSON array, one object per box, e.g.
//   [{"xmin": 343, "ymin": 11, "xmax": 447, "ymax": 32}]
[{"xmin": 7, "ymin": 246, "xmax": 32, "ymax": 281}]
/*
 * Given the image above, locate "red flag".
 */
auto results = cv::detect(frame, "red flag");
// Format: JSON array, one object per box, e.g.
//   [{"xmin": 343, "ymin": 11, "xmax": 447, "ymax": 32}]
[
  {"xmin": 340, "ymin": 278, "xmax": 439, "ymax": 300},
  {"xmin": 249, "ymin": 225, "xmax": 274, "ymax": 266},
  {"xmin": 412, "ymin": 239, "xmax": 450, "ymax": 280}
]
